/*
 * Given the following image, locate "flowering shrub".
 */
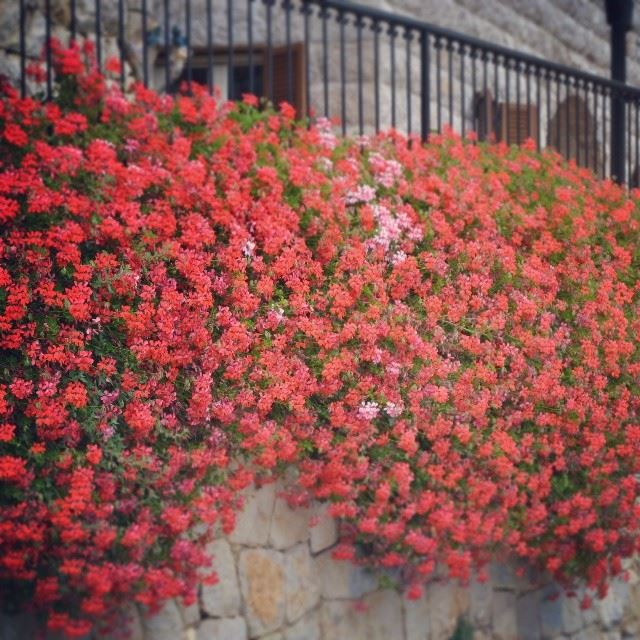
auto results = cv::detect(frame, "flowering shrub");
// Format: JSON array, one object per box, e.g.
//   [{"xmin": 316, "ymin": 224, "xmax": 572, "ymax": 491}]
[{"xmin": 1, "ymin": 45, "xmax": 640, "ymax": 635}]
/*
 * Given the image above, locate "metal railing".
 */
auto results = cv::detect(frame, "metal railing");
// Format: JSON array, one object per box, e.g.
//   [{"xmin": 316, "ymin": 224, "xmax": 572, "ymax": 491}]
[{"xmin": 9, "ymin": 0, "xmax": 640, "ymax": 185}]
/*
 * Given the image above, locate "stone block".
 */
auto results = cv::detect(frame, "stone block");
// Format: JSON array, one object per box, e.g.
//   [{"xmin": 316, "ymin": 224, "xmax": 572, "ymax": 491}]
[
  {"xmin": 516, "ymin": 590, "xmax": 541, "ymax": 640},
  {"xmin": 469, "ymin": 577, "xmax": 493, "ymax": 627},
  {"xmin": 492, "ymin": 590, "xmax": 518, "ymax": 640},
  {"xmin": 309, "ymin": 503, "xmax": 338, "ymax": 554},
  {"xmin": 315, "ymin": 550, "xmax": 377, "ymax": 600},
  {"xmin": 320, "ymin": 600, "xmax": 368, "ymax": 640},
  {"xmin": 424, "ymin": 580, "xmax": 471, "ymax": 640},
  {"xmin": 239, "ymin": 548, "xmax": 286, "ymax": 637},
  {"xmin": 560, "ymin": 593, "xmax": 583, "ymax": 635},
  {"xmin": 539, "ymin": 584, "xmax": 584, "ymax": 639},
  {"xmin": 361, "ymin": 590, "xmax": 405, "ymax": 640},
  {"xmin": 269, "ymin": 493, "xmax": 311, "ymax": 551},
  {"xmin": 229, "ymin": 483, "xmax": 276, "ymax": 546},
  {"xmin": 284, "ymin": 611, "xmax": 321, "ymax": 640},
  {"xmin": 93, "ymin": 603, "xmax": 145, "ymax": 640},
  {"xmin": 490, "ymin": 561, "xmax": 531, "ymax": 591},
  {"xmin": 320, "ymin": 590, "xmax": 403, "ymax": 640},
  {"xmin": 403, "ymin": 591, "xmax": 431, "ymax": 640},
  {"xmin": 201, "ymin": 539, "xmax": 242, "ymax": 617},
  {"xmin": 594, "ymin": 579, "xmax": 627, "ymax": 630},
  {"xmin": 285, "ymin": 543, "xmax": 321, "ymax": 623},
  {"xmin": 196, "ymin": 617, "xmax": 247, "ymax": 640},
  {"xmin": 178, "ymin": 597, "xmax": 201, "ymax": 628},
  {"xmin": 569, "ymin": 625, "xmax": 601, "ymax": 640},
  {"xmin": 142, "ymin": 599, "xmax": 184, "ymax": 640}
]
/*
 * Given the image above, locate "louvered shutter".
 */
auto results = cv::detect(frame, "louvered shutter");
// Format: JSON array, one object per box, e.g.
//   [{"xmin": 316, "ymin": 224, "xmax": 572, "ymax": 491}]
[
  {"xmin": 473, "ymin": 90, "xmax": 496, "ymax": 141},
  {"xmin": 263, "ymin": 44, "xmax": 306, "ymax": 117},
  {"xmin": 497, "ymin": 103, "xmax": 539, "ymax": 146}
]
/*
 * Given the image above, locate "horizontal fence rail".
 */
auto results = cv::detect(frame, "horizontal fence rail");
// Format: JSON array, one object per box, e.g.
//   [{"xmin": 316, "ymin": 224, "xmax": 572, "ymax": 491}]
[{"xmin": 7, "ymin": 0, "xmax": 640, "ymax": 185}]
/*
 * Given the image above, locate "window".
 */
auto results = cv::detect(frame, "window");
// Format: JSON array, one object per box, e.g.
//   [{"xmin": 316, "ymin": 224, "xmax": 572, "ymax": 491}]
[
  {"xmin": 158, "ymin": 44, "xmax": 306, "ymax": 116},
  {"xmin": 547, "ymin": 95, "xmax": 599, "ymax": 173},
  {"xmin": 473, "ymin": 90, "xmax": 539, "ymax": 146}
]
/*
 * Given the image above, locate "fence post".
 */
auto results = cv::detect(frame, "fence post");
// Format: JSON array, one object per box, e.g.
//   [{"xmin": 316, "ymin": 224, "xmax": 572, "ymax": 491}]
[
  {"xmin": 420, "ymin": 29, "xmax": 430, "ymax": 142},
  {"xmin": 605, "ymin": 0, "xmax": 634, "ymax": 183}
]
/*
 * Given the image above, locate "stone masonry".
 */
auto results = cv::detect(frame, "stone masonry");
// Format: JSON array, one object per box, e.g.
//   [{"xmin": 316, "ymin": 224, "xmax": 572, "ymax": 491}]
[{"xmin": 4, "ymin": 480, "xmax": 640, "ymax": 640}]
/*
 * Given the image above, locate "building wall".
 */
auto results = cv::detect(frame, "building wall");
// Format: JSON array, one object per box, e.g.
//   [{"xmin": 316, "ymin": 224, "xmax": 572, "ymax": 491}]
[
  {"xmin": 2, "ymin": 480, "xmax": 640, "ymax": 640},
  {"xmin": 366, "ymin": 0, "xmax": 640, "ymax": 87},
  {"xmin": 3, "ymin": 0, "xmax": 636, "ymax": 178}
]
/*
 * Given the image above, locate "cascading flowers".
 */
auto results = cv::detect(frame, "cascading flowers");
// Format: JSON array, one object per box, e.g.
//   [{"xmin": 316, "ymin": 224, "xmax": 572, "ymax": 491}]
[{"xmin": 1, "ymin": 43, "xmax": 639, "ymax": 637}]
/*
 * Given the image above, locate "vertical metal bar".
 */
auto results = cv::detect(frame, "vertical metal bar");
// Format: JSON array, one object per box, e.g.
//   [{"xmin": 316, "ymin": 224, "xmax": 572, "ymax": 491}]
[
  {"xmin": 406, "ymin": 28, "xmax": 412, "ymax": 138},
  {"xmin": 505, "ymin": 59, "xmax": 511, "ymax": 144},
  {"xmin": 142, "ymin": 0, "xmax": 149, "ymax": 87},
  {"xmin": 603, "ymin": 88, "xmax": 608, "ymax": 178},
  {"xmin": 460, "ymin": 42, "xmax": 465, "ymax": 137},
  {"xmin": 556, "ymin": 74, "xmax": 561, "ymax": 151},
  {"xmin": 322, "ymin": 6, "xmax": 329, "ymax": 117},
  {"xmin": 95, "ymin": 0, "xmax": 101, "ymax": 72},
  {"xmin": 493, "ymin": 53, "xmax": 499, "ymax": 138},
  {"xmin": 286, "ymin": 0, "xmax": 293, "ymax": 106},
  {"xmin": 227, "ymin": 0, "xmax": 234, "ymax": 100},
  {"xmin": 631, "ymin": 99, "xmax": 640, "ymax": 188},
  {"xmin": 185, "ymin": 0, "xmax": 192, "ymax": 93},
  {"xmin": 584, "ymin": 82, "xmax": 589, "ymax": 169},
  {"xmin": 420, "ymin": 29, "xmax": 430, "ymax": 142},
  {"xmin": 70, "ymin": 0, "xmax": 77, "ymax": 42},
  {"xmin": 45, "ymin": 0, "xmax": 52, "ymax": 99},
  {"xmin": 436, "ymin": 37, "xmax": 442, "ymax": 133},
  {"xmin": 374, "ymin": 20, "xmax": 381, "ymax": 133},
  {"xmin": 516, "ymin": 61, "xmax": 521, "ymax": 143},
  {"xmin": 483, "ymin": 51, "xmax": 489, "ymax": 139},
  {"xmin": 19, "ymin": 0, "xmax": 26, "ymax": 98},
  {"xmin": 526, "ymin": 64, "xmax": 531, "ymax": 140},
  {"xmin": 471, "ymin": 47, "xmax": 477, "ymax": 130},
  {"xmin": 593, "ymin": 84, "xmax": 598, "ymax": 174},
  {"xmin": 576, "ymin": 80, "xmax": 581, "ymax": 165},
  {"xmin": 118, "ymin": 0, "xmax": 125, "ymax": 89},
  {"xmin": 266, "ymin": 0, "xmax": 273, "ymax": 102},
  {"xmin": 357, "ymin": 16, "xmax": 364, "ymax": 135},
  {"xmin": 546, "ymin": 71, "xmax": 552, "ymax": 150},
  {"xmin": 535, "ymin": 67, "xmax": 541, "ymax": 149},
  {"xmin": 610, "ymin": 17, "xmax": 627, "ymax": 183},
  {"xmin": 164, "ymin": 0, "xmax": 170, "ymax": 91},
  {"xmin": 303, "ymin": 1, "xmax": 310, "ymax": 120},
  {"xmin": 627, "ymin": 93, "xmax": 632, "ymax": 184},
  {"xmin": 247, "ymin": 0, "xmax": 254, "ymax": 94},
  {"xmin": 447, "ymin": 39, "xmax": 453, "ymax": 127},
  {"xmin": 339, "ymin": 11, "xmax": 346, "ymax": 135},
  {"xmin": 206, "ymin": 0, "xmax": 213, "ymax": 94},
  {"xmin": 390, "ymin": 24, "xmax": 397, "ymax": 129},
  {"xmin": 565, "ymin": 78, "xmax": 570, "ymax": 160}
]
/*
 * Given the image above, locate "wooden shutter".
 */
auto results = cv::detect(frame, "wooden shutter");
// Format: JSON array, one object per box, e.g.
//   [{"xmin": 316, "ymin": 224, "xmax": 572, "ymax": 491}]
[
  {"xmin": 497, "ymin": 103, "xmax": 539, "ymax": 146},
  {"xmin": 263, "ymin": 44, "xmax": 306, "ymax": 117},
  {"xmin": 473, "ymin": 90, "xmax": 496, "ymax": 141}
]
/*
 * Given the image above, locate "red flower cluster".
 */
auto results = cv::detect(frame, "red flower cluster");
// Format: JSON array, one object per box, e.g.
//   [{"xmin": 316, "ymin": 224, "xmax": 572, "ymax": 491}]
[{"xmin": 1, "ymin": 45, "xmax": 640, "ymax": 635}]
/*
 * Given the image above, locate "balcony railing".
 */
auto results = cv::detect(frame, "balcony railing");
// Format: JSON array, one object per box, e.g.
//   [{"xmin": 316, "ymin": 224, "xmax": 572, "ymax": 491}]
[{"xmin": 8, "ymin": 0, "xmax": 640, "ymax": 185}]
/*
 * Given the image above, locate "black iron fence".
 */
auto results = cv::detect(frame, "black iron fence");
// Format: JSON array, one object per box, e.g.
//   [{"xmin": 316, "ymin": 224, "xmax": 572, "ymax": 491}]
[{"xmin": 8, "ymin": 0, "xmax": 640, "ymax": 185}]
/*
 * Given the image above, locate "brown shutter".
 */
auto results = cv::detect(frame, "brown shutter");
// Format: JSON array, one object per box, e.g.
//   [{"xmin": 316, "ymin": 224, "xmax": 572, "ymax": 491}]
[
  {"xmin": 473, "ymin": 90, "xmax": 496, "ymax": 142},
  {"xmin": 497, "ymin": 103, "xmax": 539, "ymax": 146},
  {"xmin": 263, "ymin": 44, "xmax": 306, "ymax": 117}
]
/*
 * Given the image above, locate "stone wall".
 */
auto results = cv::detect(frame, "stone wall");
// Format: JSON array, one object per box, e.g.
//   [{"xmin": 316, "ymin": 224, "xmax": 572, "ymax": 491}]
[{"xmin": 4, "ymin": 480, "xmax": 640, "ymax": 640}]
